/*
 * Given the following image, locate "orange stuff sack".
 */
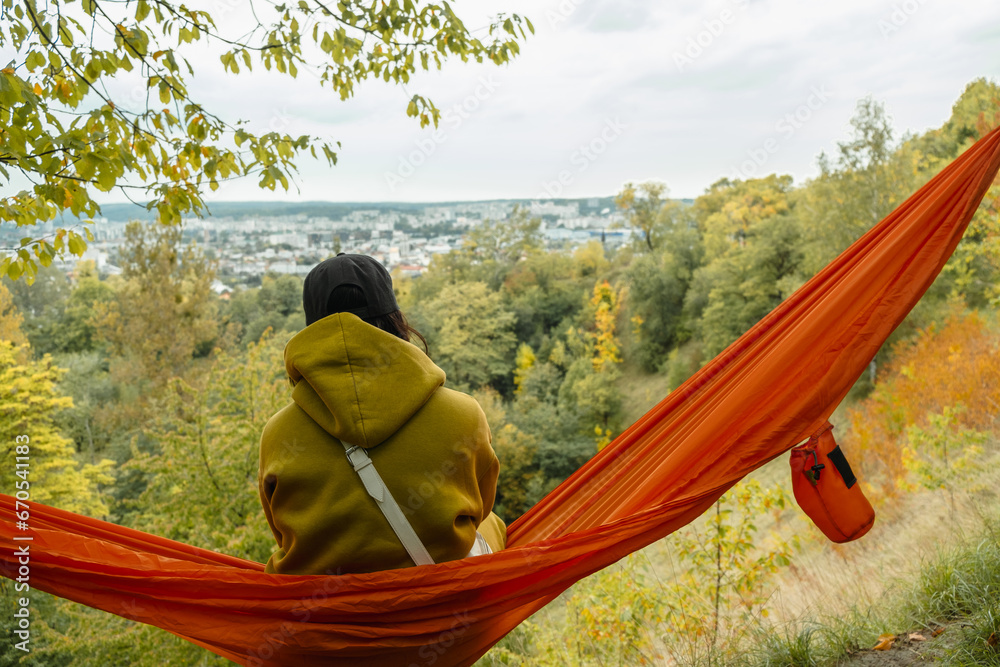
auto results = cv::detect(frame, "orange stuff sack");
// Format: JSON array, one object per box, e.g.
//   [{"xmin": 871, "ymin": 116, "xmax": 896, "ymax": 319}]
[{"xmin": 790, "ymin": 423, "xmax": 874, "ymax": 543}]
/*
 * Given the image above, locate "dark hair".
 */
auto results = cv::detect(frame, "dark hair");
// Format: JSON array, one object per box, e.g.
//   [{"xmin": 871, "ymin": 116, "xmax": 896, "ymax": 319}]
[{"xmin": 328, "ymin": 285, "xmax": 429, "ymax": 354}]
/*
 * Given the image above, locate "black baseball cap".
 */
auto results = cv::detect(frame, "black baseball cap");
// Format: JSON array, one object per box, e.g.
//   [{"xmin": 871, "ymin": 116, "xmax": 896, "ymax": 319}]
[{"xmin": 302, "ymin": 253, "xmax": 399, "ymax": 325}]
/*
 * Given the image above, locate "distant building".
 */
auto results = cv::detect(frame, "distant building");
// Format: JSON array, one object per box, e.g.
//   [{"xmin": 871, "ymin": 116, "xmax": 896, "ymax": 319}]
[{"xmin": 211, "ymin": 279, "xmax": 233, "ymax": 299}]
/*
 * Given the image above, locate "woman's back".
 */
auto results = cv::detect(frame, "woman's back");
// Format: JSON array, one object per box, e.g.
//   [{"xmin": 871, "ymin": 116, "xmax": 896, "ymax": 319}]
[{"xmin": 259, "ymin": 312, "xmax": 504, "ymax": 575}]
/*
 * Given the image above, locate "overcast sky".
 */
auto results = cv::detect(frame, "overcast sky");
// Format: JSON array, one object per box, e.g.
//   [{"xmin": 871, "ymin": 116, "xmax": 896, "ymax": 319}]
[{"xmin": 113, "ymin": 0, "xmax": 1000, "ymax": 204}]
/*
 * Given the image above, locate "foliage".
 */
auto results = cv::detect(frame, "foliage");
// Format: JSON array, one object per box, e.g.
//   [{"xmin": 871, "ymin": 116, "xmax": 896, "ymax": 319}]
[
  {"xmin": 49, "ymin": 351, "xmax": 112, "ymax": 464},
  {"xmin": 24, "ymin": 334, "xmax": 291, "ymax": 667},
  {"xmin": 695, "ymin": 174, "xmax": 793, "ymax": 263},
  {"xmin": 122, "ymin": 334, "xmax": 285, "ymax": 559},
  {"xmin": 225, "ymin": 272, "xmax": 304, "ymax": 344},
  {"xmin": 503, "ymin": 248, "xmax": 589, "ymax": 353},
  {"xmin": 94, "ymin": 221, "xmax": 220, "ymax": 391},
  {"xmin": 460, "ymin": 205, "xmax": 543, "ymax": 290},
  {"xmin": 903, "ymin": 405, "xmax": 990, "ymax": 509},
  {"xmin": 686, "ymin": 177, "xmax": 801, "ymax": 358},
  {"xmin": 0, "ymin": 281, "xmax": 28, "ymax": 346},
  {"xmin": 516, "ymin": 479, "xmax": 795, "ymax": 667},
  {"xmin": 625, "ymin": 219, "xmax": 700, "ymax": 371},
  {"xmin": 797, "ymin": 97, "xmax": 917, "ymax": 279},
  {"xmin": 2, "ymin": 264, "xmax": 67, "ymax": 352},
  {"xmin": 52, "ymin": 260, "xmax": 115, "ymax": 355},
  {"xmin": 659, "ymin": 479, "xmax": 794, "ymax": 664},
  {"xmin": 512, "ymin": 342, "xmax": 535, "ymax": 396},
  {"xmin": 559, "ymin": 281, "xmax": 624, "ymax": 447},
  {"xmin": 848, "ymin": 311, "xmax": 1000, "ymax": 494},
  {"xmin": 473, "ymin": 387, "xmax": 540, "ymax": 522},
  {"xmin": 561, "ymin": 555, "xmax": 664, "ymax": 666},
  {"xmin": 505, "ymin": 342, "xmax": 593, "ymax": 499},
  {"xmin": 0, "ymin": 0, "xmax": 532, "ymax": 280},
  {"xmin": 944, "ymin": 181, "xmax": 1000, "ymax": 309},
  {"xmin": 0, "ymin": 340, "xmax": 113, "ymax": 516},
  {"xmin": 423, "ymin": 281, "xmax": 516, "ymax": 392},
  {"xmin": 615, "ymin": 181, "xmax": 685, "ymax": 252}
]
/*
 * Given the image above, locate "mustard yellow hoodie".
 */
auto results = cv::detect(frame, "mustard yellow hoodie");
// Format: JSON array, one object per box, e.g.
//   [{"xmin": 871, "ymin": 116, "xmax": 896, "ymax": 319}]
[{"xmin": 259, "ymin": 313, "xmax": 505, "ymax": 574}]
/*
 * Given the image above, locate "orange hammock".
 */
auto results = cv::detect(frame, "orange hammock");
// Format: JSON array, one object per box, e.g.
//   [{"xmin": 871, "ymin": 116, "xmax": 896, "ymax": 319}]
[{"xmin": 3, "ymin": 127, "xmax": 1000, "ymax": 667}]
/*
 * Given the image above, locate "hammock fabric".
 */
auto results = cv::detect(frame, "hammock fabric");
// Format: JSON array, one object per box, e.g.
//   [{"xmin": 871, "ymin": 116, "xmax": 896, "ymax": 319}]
[{"xmin": 3, "ymin": 127, "xmax": 1000, "ymax": 667}]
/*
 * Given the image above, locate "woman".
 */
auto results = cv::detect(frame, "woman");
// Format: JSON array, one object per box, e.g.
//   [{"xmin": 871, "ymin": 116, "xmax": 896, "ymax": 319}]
[{"xmin": 258, "ymin": 253, "xmax": 506, "ymax": 575}]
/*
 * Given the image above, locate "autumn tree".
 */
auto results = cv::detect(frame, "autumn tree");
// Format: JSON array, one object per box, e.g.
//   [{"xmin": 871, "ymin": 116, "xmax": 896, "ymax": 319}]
[
  {"xmin": 95, "ymin": 221, "xmax": 220, "ymax": 391},
  {"xmin": 0, "ymin": 0, "xmax": 532, "ymax": 280},
  {"xmin": 685, "ymin": 176, "xmax": 801, "ymax": 358},
  {"xmin": 0, "ymin": 282, "xmax": 27, "ymax": 347},
  {"xmin": 847, "ymin": 310, "xmax": 1000, "ymax": 495},
  {"xmin": 503, "ymin": 246, "xmax": 590, "ymax": 351},
  {"xmin": 53, "ymin": 260, "xmax": 115, "ymax": 354},
  {"xmin": 506, "ymin": 341, "xmax": 593, "ymax": 501},
  {"xmin": 625, "ymin": 202, "xmax": 701, "ymax": 371},
  {"xmin": 695, "ymin": 174, "xmax": 794, "ymax": 262},
  {"xmin": 472, "ymin": 386, "xmax": 540, "ymax": 522},
  {"xmin": 0, "ymin": 340, "xmax": 113, "ymax": 516},
  {"xmin": 798, "ymin": 97, "xmax": 914, "ymax": 278},
  {"xmin": 122, "ymin": 334, "xmax": 285, "ymax": 558},
  {"xmin": 928, "ymin": 80, "xmax": 1000, "ymax": 309},
  {"xmin": 560, "ymin": 281, "xmax": 624, "ymax": 448},
  {"xmin": 424, "ymin": 281, "xmax": 516, "ymax": 392},
  {"xmin": 54, "ymin": 348, "xmax": 115, "ymax": 464},
  {"xmin": 460, "ymin": 205, "xmax": 544, "ymax": 290},
  {"xmin": 225, "ymin": 273, "xmax": 304, "ymax": 344},
  {"xmin": 615, "ymin": 180, "xmax": 687, "ymax": 252}
]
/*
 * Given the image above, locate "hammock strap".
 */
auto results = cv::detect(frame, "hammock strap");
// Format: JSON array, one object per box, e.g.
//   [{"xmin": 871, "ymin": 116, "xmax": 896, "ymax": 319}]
[{"xmin": 342, "ymin": 443, "xmax": 435, "ymax": 566}]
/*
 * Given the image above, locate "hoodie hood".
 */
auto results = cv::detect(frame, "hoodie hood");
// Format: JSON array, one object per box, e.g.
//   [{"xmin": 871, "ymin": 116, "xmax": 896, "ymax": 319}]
[{"xmin": 284, "ymin": 313, "xmax": 445, "ymax": 448}]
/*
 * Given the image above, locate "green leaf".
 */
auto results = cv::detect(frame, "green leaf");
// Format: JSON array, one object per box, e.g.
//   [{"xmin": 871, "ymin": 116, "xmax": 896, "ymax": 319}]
[
  {"xmin": 95, "ymin": 168, "xmax": 116, "ymax": 192},
  {"xmin": 25, "ymin": 51, "xmax": 46, "ymax": 71},
  {"xmin": 7, "ymin": 259, "xmax": 24, "ymax": 280},
  {"xmin": 67, "ymin": 234, "xmax": 86, "ymax": 256}
]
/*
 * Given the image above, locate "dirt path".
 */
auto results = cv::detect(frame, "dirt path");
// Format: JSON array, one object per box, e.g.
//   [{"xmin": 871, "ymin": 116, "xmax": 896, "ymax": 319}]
[{"xmin": 839, "ymin": 623, "xmax": 965, "ymax": 665}]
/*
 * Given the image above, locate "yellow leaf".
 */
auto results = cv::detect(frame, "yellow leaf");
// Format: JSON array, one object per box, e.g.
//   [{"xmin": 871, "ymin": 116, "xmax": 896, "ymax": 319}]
[
  {"xmin": 873, "ymin": 633, "xmax": 895, "ymax": 651},
  {"xmin": 33, "ymin": 83, "xmax": 43, "ymax": 95}
]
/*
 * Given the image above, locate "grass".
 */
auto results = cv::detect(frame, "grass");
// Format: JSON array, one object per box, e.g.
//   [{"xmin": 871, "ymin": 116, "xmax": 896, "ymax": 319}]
[{"xmin": 745, "ymin": 487, "xmax": 1000, "ymax": 666}]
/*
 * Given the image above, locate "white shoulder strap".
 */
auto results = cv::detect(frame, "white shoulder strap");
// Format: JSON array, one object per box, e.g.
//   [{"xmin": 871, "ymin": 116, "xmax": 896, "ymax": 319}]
[
  {"xmin": 342, "ymin": 443, "xmax": 435, "ymax": 566},
  {"xmin": 467, "ymin": 531, "xmax": 492, "ymax": 558}
]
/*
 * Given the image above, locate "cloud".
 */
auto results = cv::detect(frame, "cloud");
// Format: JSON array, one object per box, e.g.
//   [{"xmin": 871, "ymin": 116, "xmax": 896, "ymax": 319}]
[{"xmin": 92, "ymin": 0, "xmax": 1000, "ymax": 205}]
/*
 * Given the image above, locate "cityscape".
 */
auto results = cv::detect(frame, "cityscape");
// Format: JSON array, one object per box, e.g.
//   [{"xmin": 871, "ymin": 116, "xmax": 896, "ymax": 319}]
[{"xmin": 11, "ymin": 197, "xmax": 638, "ymax": 293}]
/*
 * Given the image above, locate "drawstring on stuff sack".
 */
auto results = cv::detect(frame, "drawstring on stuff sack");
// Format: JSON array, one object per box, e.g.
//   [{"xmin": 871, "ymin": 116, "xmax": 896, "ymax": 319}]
[{"xmin": 789, "ymin": 422, "xmax": 875, "ymax": 543}]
